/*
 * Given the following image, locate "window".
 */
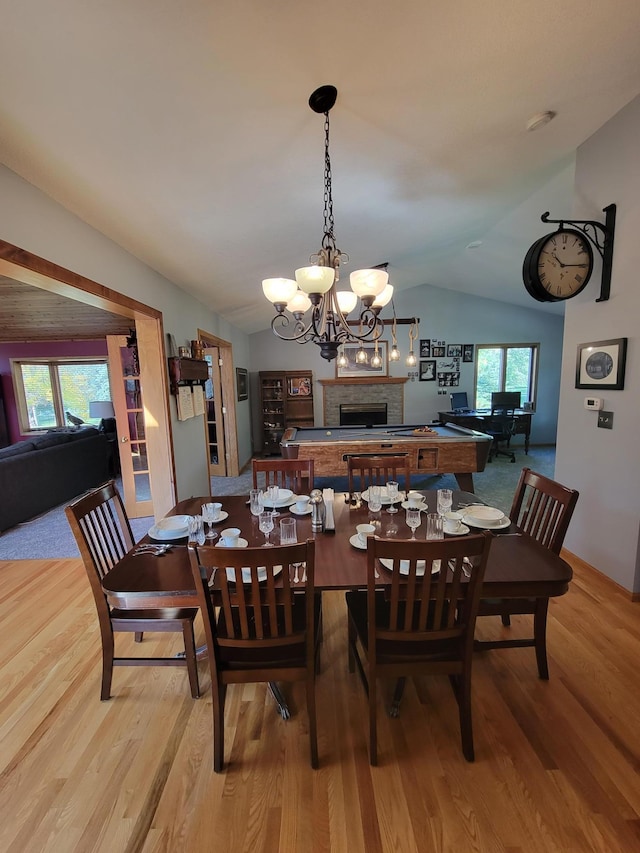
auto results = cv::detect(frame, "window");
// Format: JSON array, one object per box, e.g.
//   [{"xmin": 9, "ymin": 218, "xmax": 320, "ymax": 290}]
[
  {"xmin": 474, "ymin": 344, "xmax": 538, "ymax": 409},
  {"xmin": 11, "ymin": 358, "xmax": 111, "ymax": 433}
]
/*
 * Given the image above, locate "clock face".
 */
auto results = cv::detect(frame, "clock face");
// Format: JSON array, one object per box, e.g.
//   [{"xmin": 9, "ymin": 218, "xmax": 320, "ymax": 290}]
[{"xmin": 523, "ymin": 229, "xmax": 594, "ymax": 302}]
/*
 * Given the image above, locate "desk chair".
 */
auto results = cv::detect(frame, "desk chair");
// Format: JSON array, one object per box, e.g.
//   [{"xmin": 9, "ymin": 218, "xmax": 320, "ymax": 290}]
[
  {"xmin": 252, "ymin": 458, "xmax": 314, "ymax": 494},
  {"xmin": 65, "ymin": 480, "xmax": 200, "ymax": 701},
  {"xmin": 485, "ymin": 408, "xmax": 516, "ymax": 463},
  {"xmin": 346, "ymin": 532, "xmax": 492, "ymax": 764},
  {"xmin": 476, "ymin": 467, "xmax": 579, "ymax": 678},
  {"xmin": 189, "ymin": 540, "xmax": 320, "ymax": 771},
  {"xmin": 347, "ymin": 454, "xmax": 411, "ymax": 496}
]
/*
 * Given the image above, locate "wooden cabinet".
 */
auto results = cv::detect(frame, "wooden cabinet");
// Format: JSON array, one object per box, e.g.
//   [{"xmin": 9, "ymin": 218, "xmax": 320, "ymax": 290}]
[
  {"xmin": 259, "ymin": 371, "xmax": 314, "ymax": 455},
  {"xmin": 167, "ymin": 357, "xmax": 209, "ymax": 395}
]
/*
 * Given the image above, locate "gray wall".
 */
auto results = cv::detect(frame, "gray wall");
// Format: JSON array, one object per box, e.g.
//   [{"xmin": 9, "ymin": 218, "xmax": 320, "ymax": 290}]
[
  {"xmin": 556, "ymin": 96, "xmax": 640, "ymax": 593},
  {"xmin": 250, "ymin": 286, "xmax": 564, "ymax": 450},
  {"xmin": 0, "ymin": 164, "xmax": 253, "ymax": 502}
]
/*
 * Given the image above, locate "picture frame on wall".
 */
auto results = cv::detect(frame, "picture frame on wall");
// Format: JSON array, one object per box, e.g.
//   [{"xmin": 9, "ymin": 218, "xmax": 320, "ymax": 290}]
[
  {"xmin": 447, "ymin": 344, "xmax": 462, "ymax": 358},
  {"xmin": 462, "ymin": 344, "xmax": 474, "ymax": 363},
  {"xmin": 419, "ymin": 339, "xmax": 431, "ymax": 358},
  {"xmin": 336, "ymin": 341, "xmax": 388, "ymax": 378},
  {"xmin": 432, "ymin": 345, "xmax": 445, "ymax": 357},
  {"xmin": 575, "ymin": 338, "xmax": 627, "ymax": 390},
  {"xmin": 236, "ymin": 367, "xmax": 248, "ymax": 401},
  {"xmin": 419, "ymin": 359, "xmax": 436, "ymax": 381}
]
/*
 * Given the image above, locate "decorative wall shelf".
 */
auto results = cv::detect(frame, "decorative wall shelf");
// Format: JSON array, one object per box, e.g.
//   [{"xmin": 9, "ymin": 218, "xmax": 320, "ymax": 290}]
[{"xmin": 168, "ymin": 357, "xmax": 208, "ymax": 395}]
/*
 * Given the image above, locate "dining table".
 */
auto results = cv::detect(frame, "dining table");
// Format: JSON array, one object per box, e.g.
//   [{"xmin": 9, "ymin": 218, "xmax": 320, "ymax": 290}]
[{"xmin": 102, "ymin": 490, "xmax": 572, "ymax": 607}]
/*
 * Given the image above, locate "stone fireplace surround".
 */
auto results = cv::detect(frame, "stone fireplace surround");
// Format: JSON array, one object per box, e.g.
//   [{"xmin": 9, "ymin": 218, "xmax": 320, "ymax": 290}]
[{"xmin": 319, "ymin": 378, "xmax": 407, "ymax": 426}]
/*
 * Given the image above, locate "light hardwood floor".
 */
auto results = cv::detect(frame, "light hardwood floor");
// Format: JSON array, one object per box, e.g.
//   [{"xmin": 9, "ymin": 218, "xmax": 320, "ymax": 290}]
[{"xmin": 1, "ymin": 555, "xmax": 639, "ymax": 852}]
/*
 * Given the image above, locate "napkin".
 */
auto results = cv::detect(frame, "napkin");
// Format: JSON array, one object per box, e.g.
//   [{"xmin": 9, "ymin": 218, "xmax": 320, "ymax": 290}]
[{"xmin": 323, "ymin": 488, "xmax": 335, "ymax": 532}]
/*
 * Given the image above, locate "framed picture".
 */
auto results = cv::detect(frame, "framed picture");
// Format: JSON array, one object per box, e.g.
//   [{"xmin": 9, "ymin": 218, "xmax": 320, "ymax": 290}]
[
  {"xmin": 447, "ymin": 344, "xmax": 462, "ymax": 358},
  {"xmin": 335, "ymin": 341, "xmax": 388, "ymax": 378},
  {"xmin": 462, "ymin": 344, "xmax": 474, "ymax": 363},
  {"xmin": 288, "ymin": 376, "xmax": 311, "ymax": 396},
  {"xmin": 419, "ymin": 339, "xmax": 431, "ymax": 358},
  {"xmin": 419, "ymin": 359, "xmax": 436, "ymax": 381},
  {"xmin": 236, "ymin": 367, "xmax": 248, "ymax": 401},
  {"xmin": 432, "ymin": 345, "xmax": 445, "ymax": 358},
  {"xmin": 575, "ymin": 338, "xmax": 627, "ymax": 390}
]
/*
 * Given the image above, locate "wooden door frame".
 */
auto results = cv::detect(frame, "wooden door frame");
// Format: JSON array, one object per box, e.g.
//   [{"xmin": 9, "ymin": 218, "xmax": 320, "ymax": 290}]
[
  {"xmin": 198, "ymin": 329, "xmax": 239, "ymax": 477},
  {"xmin": 0, "ymin": 239, "xmax": 177, "ymax": 516}
]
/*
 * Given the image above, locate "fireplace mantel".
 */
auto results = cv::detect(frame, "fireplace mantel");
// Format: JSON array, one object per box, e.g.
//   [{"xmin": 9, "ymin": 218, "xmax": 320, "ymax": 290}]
[{"xmin": 319, "ymin": 377, "xmax": 408, "ymax": 386}]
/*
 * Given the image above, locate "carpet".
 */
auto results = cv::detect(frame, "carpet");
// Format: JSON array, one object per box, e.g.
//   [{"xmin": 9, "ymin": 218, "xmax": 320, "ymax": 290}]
[{"xmin": 0, "ymin": 446, "xmax": 556, "ymax": 560}]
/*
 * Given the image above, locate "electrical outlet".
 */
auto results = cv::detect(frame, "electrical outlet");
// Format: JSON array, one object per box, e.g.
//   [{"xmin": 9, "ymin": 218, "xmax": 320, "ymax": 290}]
[{"xmin": 597, "ymin": 411, "xmax": 614, "ymax": 429}]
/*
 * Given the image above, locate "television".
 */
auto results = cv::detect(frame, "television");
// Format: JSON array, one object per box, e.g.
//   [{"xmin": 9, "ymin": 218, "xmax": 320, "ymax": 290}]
[
  {"xmin": 491, "ymin": 391, "xmax": 521, "ymax": 410},
  {"xmin": 450, "ymin": 391, "xmax": 469, "ymax": 411}
]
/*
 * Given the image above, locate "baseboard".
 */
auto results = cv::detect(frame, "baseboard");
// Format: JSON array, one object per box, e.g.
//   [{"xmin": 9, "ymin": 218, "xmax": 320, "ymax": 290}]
[{"xmin": 561, "ymin": 547, "xmax": 638, "ymax": 601}]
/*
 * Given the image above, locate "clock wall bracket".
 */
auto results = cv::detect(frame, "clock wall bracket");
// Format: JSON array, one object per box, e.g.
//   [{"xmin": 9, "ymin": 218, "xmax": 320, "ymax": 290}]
[{"xmin": 540, "ymin": 203, "xmax": 616, "ymax": 302}]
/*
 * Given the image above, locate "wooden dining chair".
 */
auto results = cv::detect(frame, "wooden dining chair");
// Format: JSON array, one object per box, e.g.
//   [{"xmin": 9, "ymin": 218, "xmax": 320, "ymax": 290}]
[
  {"xmin": 347, "ymin": 454, "xmax": 411, "ymax": 495},
  {"xmin": 189, "ymin": 539, "xmax": 320, "ymax": 772},
  {"xmin": 475, "ymin": 467, "xmax": 579, "ymax": 678},
  {"xmin": 346, "ymin": 531, "xmax": 492, "ymax": 764},
  {"xmin": 65, "ymin": 480, "xmax": 200, "ymax": 700},
  {"xmin": 251, "ymin": 458, "xmax": 314, "ymax": 494}
]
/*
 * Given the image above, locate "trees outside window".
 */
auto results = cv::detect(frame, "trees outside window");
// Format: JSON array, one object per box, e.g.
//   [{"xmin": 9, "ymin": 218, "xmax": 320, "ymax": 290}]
[{"xmin": 475, "ymin": 345, "xmax": 538, "ymax": 409}]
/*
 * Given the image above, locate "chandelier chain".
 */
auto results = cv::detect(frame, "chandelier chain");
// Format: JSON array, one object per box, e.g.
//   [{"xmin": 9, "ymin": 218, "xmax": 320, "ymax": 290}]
[{"xmin": 322, "ymin": 111, "xmax": 336, "ymax": 253}]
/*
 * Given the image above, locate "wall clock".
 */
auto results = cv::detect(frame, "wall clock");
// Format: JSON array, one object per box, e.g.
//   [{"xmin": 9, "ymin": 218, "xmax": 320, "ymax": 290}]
[{"xmin": 522, "ymin": 228, "xmax": 594, "ymax": 302}]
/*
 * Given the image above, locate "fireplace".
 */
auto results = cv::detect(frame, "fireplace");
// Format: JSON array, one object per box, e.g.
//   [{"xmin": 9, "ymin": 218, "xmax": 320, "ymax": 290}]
[{"xmin": 340, "ymin": 403, "xmax": 388, "ymax": 427}]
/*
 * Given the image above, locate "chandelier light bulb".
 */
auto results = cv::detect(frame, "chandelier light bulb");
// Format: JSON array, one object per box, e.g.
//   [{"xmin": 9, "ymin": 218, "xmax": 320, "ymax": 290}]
[
  {"xmin": 371, "ymin": 349, "xmax": 382, "ymax": 368},
  {"xmin": 373, "ymin": 283, "xmax": 394, "ymax": 309},
  {"xmin": 295, "ymin": 265, "xmax": 335, "ymax": 295},
  {"xmin": 389, "ymin": 344, "xmax": 400, "ymax": 362},
  {"xmin": 286, "ymin": 290, "xmax": 312, "ymax": 315},
  {"xmin": 262, "ymin": 278, "xmax": 298, "ymax": 306},
  {"xmin": 337, "ymin": 349, "xmax": 348, "ymax": 368},
  {"xmin": 349, "ymin": 268, "xmax": 388, "ymax": 301},
  {"xmin": 336, "ymin": 290, "xmax": 358, "ymax": 314},
  {"xmin": 355, "ymin": 346, "xmax": 369, "ymax": 364}
]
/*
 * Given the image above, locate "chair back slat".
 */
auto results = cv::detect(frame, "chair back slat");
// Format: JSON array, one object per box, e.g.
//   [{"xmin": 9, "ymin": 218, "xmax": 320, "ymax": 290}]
[
  {"xmin": 367, "ymin": 534, "xmax": 491, "ymax": 656},
  {"xmin": 510, "ymin": 468, "xmax": 579, "ymax": 554},
  {"xmin": 347, "ymin": 455, "xmax": 411, "ymax": 495},
  {"xmin": 252, "ymin": 459, "xmax": 314, "ymax": 494}
]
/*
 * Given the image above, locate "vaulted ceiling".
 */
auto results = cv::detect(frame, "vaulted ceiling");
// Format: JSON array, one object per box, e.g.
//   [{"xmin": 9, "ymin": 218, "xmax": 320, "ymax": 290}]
[{"xmin": 1, "ymin": 1, "xmax": 639, "ymax": 337}]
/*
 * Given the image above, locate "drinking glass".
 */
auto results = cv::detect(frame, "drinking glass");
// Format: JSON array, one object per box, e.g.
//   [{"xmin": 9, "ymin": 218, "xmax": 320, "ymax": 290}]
[
  {"xmin": 426, "ymin": 512, "xmax": 444, "ymax": 540},
  {"xmin": 267, "ymin": 484, "xmax": 280, "ymax": 517},
  {"xmin": 279, "ymin": 517, "xmax": 297, "ymax": 545},
  {"xmin": 386, "ymin": 480, "xmax": 399, "ymax": 514},
  {"xmin": 437, "ymin": 488, "xmax": 453, "ymax": 517},
  {"xmin": 405, "ymin": 507, "xmax": 421, "ymax": 540},
  {"xmin": 201, "ymin": 503, "xmax": 219, "ymax": 539},
  {"xmin": 259, "ymin": 510, "xmax": 274, "ymax": 546},
  {"xmin": 368, "ymin": 484, "xmax": 382, "ymax": 513},
  {"xmin": 249, "ymin": 488, "xmax": 264, "ymax": 517}
]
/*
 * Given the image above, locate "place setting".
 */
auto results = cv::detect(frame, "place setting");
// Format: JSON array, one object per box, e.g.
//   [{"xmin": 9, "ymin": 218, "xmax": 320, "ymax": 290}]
[{"xmin": 458, "ymin": 505, "xmax": 511, "ymax": 530}]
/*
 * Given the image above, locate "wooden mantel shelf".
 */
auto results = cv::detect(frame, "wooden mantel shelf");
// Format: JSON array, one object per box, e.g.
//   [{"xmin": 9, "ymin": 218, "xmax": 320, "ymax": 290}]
[{"xmin": 319, "ymin": 377, "xmax": 408, "ymax": 386}]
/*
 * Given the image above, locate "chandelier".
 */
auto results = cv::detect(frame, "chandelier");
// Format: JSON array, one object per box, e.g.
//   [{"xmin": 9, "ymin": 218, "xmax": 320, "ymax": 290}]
[{"xmin": 262, "ymin": 85, "xmax": 396, "ymax": 362}]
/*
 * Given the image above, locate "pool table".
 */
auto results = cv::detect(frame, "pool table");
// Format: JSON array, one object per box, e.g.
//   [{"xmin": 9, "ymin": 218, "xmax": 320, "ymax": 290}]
[{"xmin": 280, "ymin": 423, "xmax": 492, "ymax": 492}]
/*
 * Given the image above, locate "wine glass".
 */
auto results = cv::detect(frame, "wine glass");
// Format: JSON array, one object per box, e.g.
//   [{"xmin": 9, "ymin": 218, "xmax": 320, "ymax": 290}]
[
  {"xmin": 386, "ymin": 480, "xmax": 399, "ymax": 514},
  {"xmin": 249, "ymin": 488, "xmax": 264, "ymax": 517},
  {"xmin": 437, "ymin": 488, "xmax": 453, "ymax": 517},
  {"xmin": 259, "ymin": 510, "xmax": 274, "ymax": 546},
  {"xmin": 405, "ymin": 507, "xmax": 421, "ymax": 540},
  {"xmin": 267, "ymin": 484, "xmax": 280, "ymax": 517},
  {"xmin": 201, "ymin": 503, "xmax": 219, "ymax": 540}
]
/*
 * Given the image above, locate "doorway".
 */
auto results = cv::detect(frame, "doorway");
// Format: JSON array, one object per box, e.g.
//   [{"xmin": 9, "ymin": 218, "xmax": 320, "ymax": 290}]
[{"xmin": 198, "ymin": 329, "xmax": 239, "ymax": 478}]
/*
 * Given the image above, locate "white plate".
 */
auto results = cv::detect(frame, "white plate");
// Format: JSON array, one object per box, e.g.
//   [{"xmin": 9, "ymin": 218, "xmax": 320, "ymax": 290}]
[
  {"xmin": 461, "ymin": 506, "xmax": 505, "ymax": 526},
  {"xmin": 362, "ymin": 488, "xmax": 405, "ymax": 505},
  {"xmin": 261, "ymin": 488, "xmax": 294, "ymax": 507},
  {"xmin": 224, "ymin": 564, "xmax": 284, "ymax": 584},
  {"xmin": 216, "ymin": 537, "xmax": 249, "ymax": 548},
  {"xmin": 379, "ymin": 557, "xmax": 441, "ymax": 575},
  {"xmin": 349, "ymin": 534, "xmax": 367, "ymax": 550},
  {"xmin": 290, "ymin": 504, "xmax": 313, "ymax": 516},
  {"xmin": 148, "ymin": 514, "xmax": 190, "ymax": 540},
  {"xmin": 464, "ymin": 516, "xmax": 511, "ymax": 530},
  {"xmin": 401, "ymin": 500, "xmax": 427, "ymax": 511},
  {"xmin": 444, "ymin": 523, "xmax": 470, "ymax": 536},
  {"xmin": 210, "ymin": 510, "xmax": 229, "ymax": 523}
]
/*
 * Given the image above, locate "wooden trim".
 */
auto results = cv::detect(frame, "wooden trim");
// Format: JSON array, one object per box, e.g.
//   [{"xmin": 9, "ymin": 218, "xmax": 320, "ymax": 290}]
[
  {"xmin": 319, "ymin": 377, "xmax": 408, "ymax": 386},
  {"xmin": 198, "ymin": 328, "xmax": 240, "ymax": 477}
]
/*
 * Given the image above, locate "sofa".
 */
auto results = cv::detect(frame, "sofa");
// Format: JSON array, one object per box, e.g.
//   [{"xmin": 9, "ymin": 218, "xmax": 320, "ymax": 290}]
[{"xmin": 0, "ymin": 427, "xmax": 109, "ymax": 532}]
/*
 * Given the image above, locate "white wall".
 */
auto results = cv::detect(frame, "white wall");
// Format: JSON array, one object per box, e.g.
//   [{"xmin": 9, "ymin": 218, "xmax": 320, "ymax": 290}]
[
  {"xmin": 556, "ymin": 96, "xmax": 640, "ymax": 594},
  {"xmin": 250, "ymin": 285, "xmax": 564, "ymax": 450},
  {"xmin": 0, "ymin": 165, "xmax": 253, "ymax": 500}
]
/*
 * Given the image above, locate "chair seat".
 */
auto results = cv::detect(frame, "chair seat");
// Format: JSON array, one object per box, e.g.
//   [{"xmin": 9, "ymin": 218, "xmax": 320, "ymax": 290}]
[{"xmin": 111, "ymin": 607, "xmax": 198, "ymax": 622}]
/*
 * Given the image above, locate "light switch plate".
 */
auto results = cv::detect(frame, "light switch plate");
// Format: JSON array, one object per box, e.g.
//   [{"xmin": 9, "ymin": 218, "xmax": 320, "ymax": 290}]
[{"xmin": 598, "ymin": 411, "xmax": 614, "ymax": 429}]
